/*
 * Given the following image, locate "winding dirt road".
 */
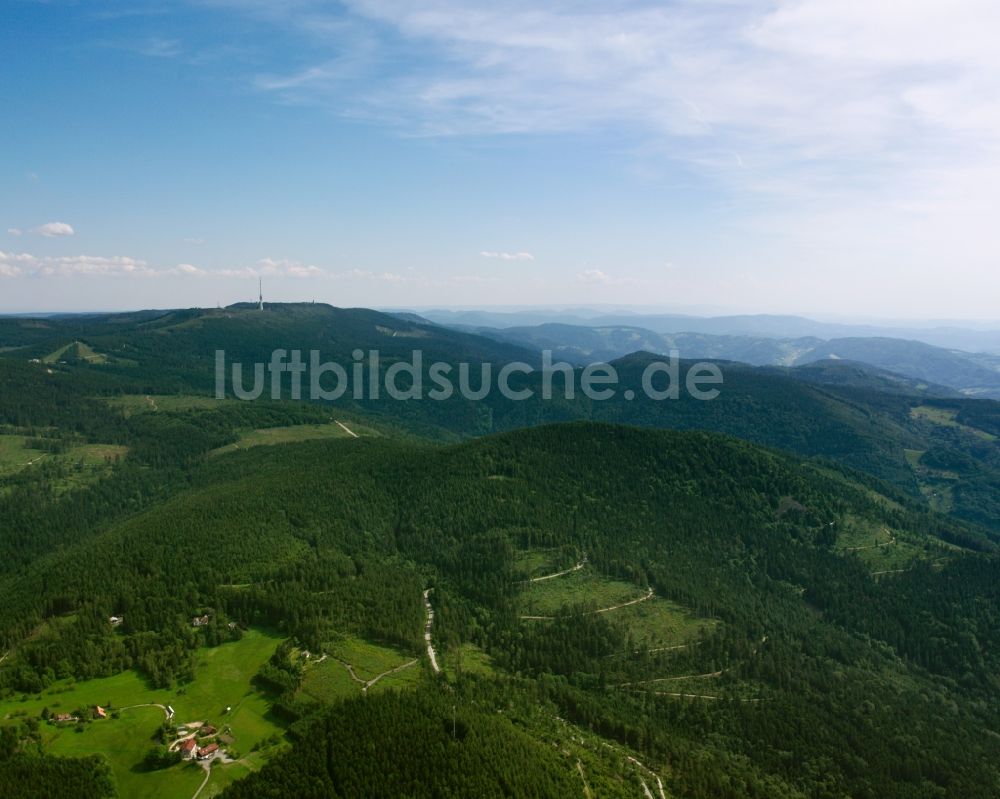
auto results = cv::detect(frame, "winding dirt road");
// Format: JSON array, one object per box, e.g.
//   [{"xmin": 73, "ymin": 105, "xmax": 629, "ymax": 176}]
[
  {"xmin": 528, "ymin": 556, "xmax": 587, "ymax": 583},
  {"xmin": 118, "ymin": 702, "xmax": 173, "ymax": 721},
  {"xmin": 337, "ymin": 656, "xmax": 420, "ymax": 693},
  {"xmin": 520, "ymin": 586, "xmax": 654, "ymax": 620}
]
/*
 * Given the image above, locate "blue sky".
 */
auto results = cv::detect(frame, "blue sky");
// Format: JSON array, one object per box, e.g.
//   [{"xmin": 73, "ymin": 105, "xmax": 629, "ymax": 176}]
[{"xmin": 3, "ymin": 0, "xmax": 999, "ymax": 318}]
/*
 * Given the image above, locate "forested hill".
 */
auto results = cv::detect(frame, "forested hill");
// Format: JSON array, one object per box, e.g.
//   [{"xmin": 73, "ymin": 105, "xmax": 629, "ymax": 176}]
[
  {"xmin": 2, "ymin": 305, "xmax": 1000, "ymax": 533},
  {"xmin": 0, "ymin": 303, "xmax": 539, "ymax": 389},
  {"xmin": 1, "ymin": 422, "xmax": 999, "ymax": 796}
]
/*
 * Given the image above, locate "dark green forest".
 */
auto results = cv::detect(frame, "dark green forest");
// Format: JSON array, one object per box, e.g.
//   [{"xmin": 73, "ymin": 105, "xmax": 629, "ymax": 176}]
[{"xmin": 1, "ymin": 306, "xmax": 999, "ymax": 797}]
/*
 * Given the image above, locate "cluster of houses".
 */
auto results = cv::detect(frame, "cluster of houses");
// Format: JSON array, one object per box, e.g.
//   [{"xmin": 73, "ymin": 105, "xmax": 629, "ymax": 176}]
[
  {"xmin": 51, "ymin": 705, "xmax": 108, "ymax": 724},
  {"xmin": 191, "ymin": 614, "xmax": 240, "ymax": 631},
  {"xmin": 178, "ymin": 737, "xmax": 220, "ymax": 761},
  {"xmin": 174, "ymin": 721, "xmax": 225, "ymax": 761},
  {"xmin": 48, "ymin": 702, "xmax": 227, "ymax": 763}
]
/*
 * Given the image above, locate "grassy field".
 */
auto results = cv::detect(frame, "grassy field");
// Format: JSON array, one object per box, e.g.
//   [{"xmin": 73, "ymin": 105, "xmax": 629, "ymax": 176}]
[
  {"xmin": 517, "ymin": 562, "xmax": 712, "ymax": 652},
  {"xmin": 298, "ymin": 659, "xmax": 358, "ymax": 704},
  {"xmin": 209, "ymin": 419, "xmax": 382, "ymax": 457},
  {"xmin": 43, "ymin": 341, "xmax": 107, "ymax": 364},
  {"xmin": 298, "ymin": 636, "xmax": 422, "ymax": 704},
  {"xmin": 835, "ymin": 517, "xmax": 896, "ymax": 551},
  {"xmin": 833, "ymin": 515, "xmax": 966, "ymax": 573},
  {"xmin": 910, "ymin": 405, "xmax": 997, "ymax": 441},
  {"xmin": 449, "ymin": 643, "xmax": 496, "ymax": 679},
  {"xmin": 106, "ymin": 394, "xmax": 227, "ymax": 416},
  {"xmin": 0, "ymin": 628, "xmax": 285, "ymax": 799},
  {"xmin": 904, "ymin": 448, "xmax": 925, "ymax": 469},
  {"xmin": 903, "ymin": 447, "xmax": 961, "ymax": 515},
  {"xmin": 520, "ymin": 570, "xmax": 647, "ymax": 616},
  {"xmin": 0, "ymin": 435, "xmax": 126, "ymax": 490},
  {"xmin": 0, "ymin": 434, "xmax": 48, "ymax": 476},
  {"xmin": 223, "ymin": 422, "xmax": 350, "ymax": 451},
  {"xmin": 610, "ymin": 597, "xmax": 716, "ymax": 652},
  {"xmin": 513, "ymin": 548, "xmax": 580, "ymax": 580}
]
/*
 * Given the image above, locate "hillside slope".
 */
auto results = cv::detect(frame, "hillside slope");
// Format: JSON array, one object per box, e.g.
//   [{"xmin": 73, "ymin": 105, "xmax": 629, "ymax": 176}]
[{"xmin": 1, "ymin": 424, "xmax": 999, "ymax": 797}]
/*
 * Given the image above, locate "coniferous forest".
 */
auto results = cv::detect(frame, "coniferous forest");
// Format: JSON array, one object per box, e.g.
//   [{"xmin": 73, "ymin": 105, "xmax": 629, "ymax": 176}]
[{"xmin": 0, "ymin": 307, "xmax": 999, "ymax": 797}]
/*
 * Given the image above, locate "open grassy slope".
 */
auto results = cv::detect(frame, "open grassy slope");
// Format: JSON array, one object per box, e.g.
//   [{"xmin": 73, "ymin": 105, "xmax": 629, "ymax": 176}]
[{"xmin": 0, "ymin": 629, "xmax": 284, "ymax": 799}]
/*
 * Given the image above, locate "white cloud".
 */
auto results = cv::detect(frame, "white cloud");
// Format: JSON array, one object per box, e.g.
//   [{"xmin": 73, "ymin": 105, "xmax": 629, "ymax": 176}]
[
  {"xmin": 0, "ymin": 261, "xmax": 23, "ymax": 278},
  {"xmin": 0, "ymin": 252, "xmax": 323, "ymax": 281},
  {"xmin": 328, "ymin": 268, "xmax": 409, "ymax": 282},
  {"xmin": 480, "ymin": 250, "xmax": 534, "ymax": 261},
  {"xmin": 182, "ymin": 236, "xmax": 205, "ymax": 245},
  {"xmin": 7, "ymin": 228, "xmax": 21, "ymax": 237},
  {"xmin": 217, "ymin": 257, "xmax": 324, "ymax": 278},
  {"xmin": 577, "ymin": 268, "xmax": 610, "ymax": 284},
  {"xmin": 234, "ymin": 2, "xmax": 1000, "ymax": 286},
  {"xmin": 0, "ymin": 250, "xmax": 155, "ymax": 278},
  {"xmin": 32, "ymin": 222, "xmax": 75, "ymax": 238}
]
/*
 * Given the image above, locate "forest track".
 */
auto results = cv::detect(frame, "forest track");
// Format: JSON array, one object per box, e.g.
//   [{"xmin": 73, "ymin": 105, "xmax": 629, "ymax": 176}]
[
  {"xmin": 617, "ymin": 670, "xmax": 723, "ymax": 687},
  {"xmin": 644, "ymin": 643, "xmax": 695, "ymax": 654},
  {"xmin": 575, "ymin": 760, "xmax": 593, "ymax": 799},
  {"xmin": 119, "ymin": 702, "xmax": 173, "ymax": 720},
  {"xmin": 520, "ymin": 587, "xmax": 654, "ymax": 620},
  {"xmin": 363, "ymin": 658, "xmax": 419, "ymax": 693},
  {"xmin": 191, "ymin": 763, "xmax": 212, "ymax": 799},
  {"xmin": 335, "ymin": 420, "xmax": 359, "ymax": 438},
  {"xmin": 640, "ymin": 690, "xmax": 766, "ymax": 702},
  {"xmin": 595, "ymin": 587, "xmax": 654, "ymax": 613},
  {"xmin": 335, "ymin": 658, "xmax": 367, "ymax": 687},
  {"xmin": 527, "ymin": 556, "xmax": 587, "ymax": 583},
  {"xmin": 423, "ymin": 589, "xmax": 441, "ymax": 673}
]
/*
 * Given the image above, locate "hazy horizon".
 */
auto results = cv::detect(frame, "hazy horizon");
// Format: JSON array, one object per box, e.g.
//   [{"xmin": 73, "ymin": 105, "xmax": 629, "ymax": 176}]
[
  {"xmin": 4, "ymin": 1, "xmax": 1000, "ymax": 317},
  {"xmin": 4, "ymin": 302, "xmax": 1000, "ymax": 333}
]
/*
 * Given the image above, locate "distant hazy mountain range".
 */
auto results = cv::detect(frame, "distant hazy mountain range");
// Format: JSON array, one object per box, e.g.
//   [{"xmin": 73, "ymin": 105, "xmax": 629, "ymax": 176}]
[
  {"xmin": 410, "ymin": 309, "xmax": 1000, "ymax": 355},
  {"xmin": 409, "ymin": 316, "xmax": 1000, "ymax": 399}
]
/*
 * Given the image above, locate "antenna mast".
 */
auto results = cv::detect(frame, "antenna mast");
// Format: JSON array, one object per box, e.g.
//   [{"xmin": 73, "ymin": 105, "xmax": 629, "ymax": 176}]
[{"xmin": 258, "ymin": 278, "xmax": 263, "ymax": 311}]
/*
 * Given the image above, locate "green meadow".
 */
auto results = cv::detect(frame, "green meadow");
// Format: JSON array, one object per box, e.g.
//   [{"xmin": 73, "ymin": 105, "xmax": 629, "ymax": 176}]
[
  {"xmin": 0, "ymin": 628, "xmax": 285, "ymax": 799},
  {"xmin": 0, "ymin": 434, "xmax": 48, "ymax": 476}
]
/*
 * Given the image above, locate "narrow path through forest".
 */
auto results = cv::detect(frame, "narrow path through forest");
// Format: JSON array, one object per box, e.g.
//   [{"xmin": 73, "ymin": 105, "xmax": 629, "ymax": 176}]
[{"xmin": 423, "ymin": 589, "xmax": 440, "ymax": 673}]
